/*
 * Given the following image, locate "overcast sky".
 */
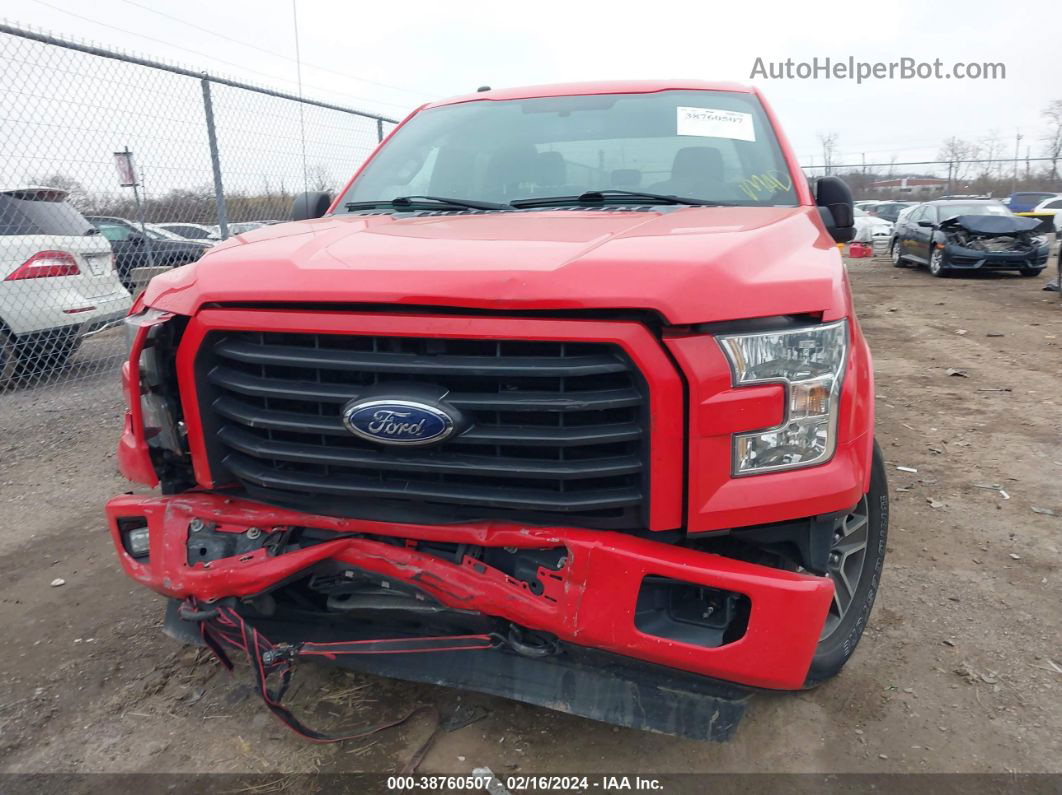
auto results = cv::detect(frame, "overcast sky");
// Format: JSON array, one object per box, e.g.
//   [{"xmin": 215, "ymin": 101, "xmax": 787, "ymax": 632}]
[{"xmin": 11, "ymin": 0, "xmax": 1060, "ymax": 172}]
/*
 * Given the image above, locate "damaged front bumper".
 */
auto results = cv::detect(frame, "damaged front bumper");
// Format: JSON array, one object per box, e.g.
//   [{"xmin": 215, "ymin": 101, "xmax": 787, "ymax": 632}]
[
  {"xmin": 943, "ymin": 242, "xmax": 1050, "ymax": 271},
  {"xmin": 107, "ymin": 492, "xmax": 834, "ymax": 697}
]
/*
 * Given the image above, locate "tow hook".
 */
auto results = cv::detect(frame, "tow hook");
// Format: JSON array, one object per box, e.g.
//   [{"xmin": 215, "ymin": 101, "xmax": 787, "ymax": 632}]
[{"xmin": 505, "ymin": 625, "xmax": 561, "ymax": 658}]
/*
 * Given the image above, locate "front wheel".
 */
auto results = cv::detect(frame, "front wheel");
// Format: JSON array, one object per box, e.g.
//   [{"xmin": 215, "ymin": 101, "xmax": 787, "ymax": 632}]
[
  {"xmin": 805, "ymin": 441, "xmax": 888, "ymax": 685},
  {"xmin": 890, "ymin": 240, "xmax": 908, "ymax": 267},
  {"xmin": 928, "ymin": 248, "xmax": 949, "ymax": 277},
  {"xmin": 1018, "ymin": 268, "xmax": 1042, "ymax": 278}
]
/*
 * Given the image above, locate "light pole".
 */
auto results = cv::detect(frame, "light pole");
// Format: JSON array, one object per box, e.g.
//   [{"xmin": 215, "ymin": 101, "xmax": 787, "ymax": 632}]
[
  {"xmin": 112, "ymin": 148, "xmax": 155, "ymax": 268},
  {"xmin": 1012, "ymin": 132, "xmax": 1022, "ymax": 194}
]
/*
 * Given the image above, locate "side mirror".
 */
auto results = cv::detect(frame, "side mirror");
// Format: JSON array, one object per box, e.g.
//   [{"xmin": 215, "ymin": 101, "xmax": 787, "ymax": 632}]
[
  {"xmin": 292, "ymin": 191, "xmax": 333, "ymax": 221},
  {"xmin": 815, "ymin": 176, "xmax": 855, "ymax": 244},
  {"xmin": 917, "ymin": 220, "xmax": 934, "ymax": 228},
  {"xmin": 128, "ymin": 233, "xmax": 145, "ymax": 245}
]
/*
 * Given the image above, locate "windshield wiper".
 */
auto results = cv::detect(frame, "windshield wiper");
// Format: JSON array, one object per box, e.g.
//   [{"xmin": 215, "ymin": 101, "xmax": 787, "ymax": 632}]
[
  {"xmin": 345, "ymin": 195, "xmax": 511, "ymax": 212},
  {"xmin": 510, "ymin": 189, "xmax": 729, "ymax": 208}
]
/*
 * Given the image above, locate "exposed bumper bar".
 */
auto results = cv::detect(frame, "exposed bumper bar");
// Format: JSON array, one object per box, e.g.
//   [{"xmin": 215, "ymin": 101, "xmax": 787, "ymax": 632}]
[
  {"xmin": 162, "ymin": 599, "xmax": 752, "ymax": 742},
  {"xmin": 107, "ymin": 492, "xmax": 834, "ymax": 690}
]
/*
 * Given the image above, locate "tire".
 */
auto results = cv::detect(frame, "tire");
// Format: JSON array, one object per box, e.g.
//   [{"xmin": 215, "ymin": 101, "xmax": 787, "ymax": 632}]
[
  {"xmin": 1018, "ymin": 269, "xmax": 1042, "ymax": 278},
  {"xmin": 0, "ymin": 328, "xmax": 18, "ymax": 390},
  {"xmin": 45, "ymin": 335, "xmax": 83, "ymax": 370},
  {"xmin": 890, "ymin": 240, "xmax": 908, "ymax": 267},
  {"xmin": 805, "ymin": 441, "xmax": 889, "ymax": 686},
  {"xmin": 928, "ymin": 247, "xmax": 949, "ymax": 277}
]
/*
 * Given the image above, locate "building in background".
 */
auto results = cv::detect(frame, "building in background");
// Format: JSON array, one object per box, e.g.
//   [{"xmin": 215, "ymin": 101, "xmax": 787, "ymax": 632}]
[{"xmin": 869, "ymin": 177, "xmax": 948, "ymax": 195}]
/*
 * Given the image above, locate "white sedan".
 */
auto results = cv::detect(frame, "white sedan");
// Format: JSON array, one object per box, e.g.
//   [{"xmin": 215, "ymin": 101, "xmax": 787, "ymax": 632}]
[
  {"xmin": 1029, "ymin": 195, "xmax": 1062, "ymax": 234},
  {"xmin": 852, "ymin": 207, "xmax": 893, "ymax": 244},
  {"xmin": 155, "ymin": 222, "xmax": 221, "ymax": 242},
  {"xmin": 0, "ymin": 186, "xmax": 132, "ymax": 385}
]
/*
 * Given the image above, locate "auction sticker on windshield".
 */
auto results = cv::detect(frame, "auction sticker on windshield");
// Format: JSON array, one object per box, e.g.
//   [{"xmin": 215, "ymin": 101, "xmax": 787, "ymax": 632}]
[{"xmin": 677, "ymin": 107, "xmax": 756, "ymax": 141}]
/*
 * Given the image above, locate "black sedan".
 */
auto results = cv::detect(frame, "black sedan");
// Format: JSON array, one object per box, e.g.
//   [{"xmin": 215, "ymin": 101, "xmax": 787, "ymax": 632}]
[
  {"xmin": 867, "ymin": 201, "xmax": 914, "ymax": 223},
  {"xmin": 87, "ymin": 216, "xmax": 210, "ymax": 291},
  {"xmin": 889, "ymin": 200, "xmax": 1049, "ymax": 277}
]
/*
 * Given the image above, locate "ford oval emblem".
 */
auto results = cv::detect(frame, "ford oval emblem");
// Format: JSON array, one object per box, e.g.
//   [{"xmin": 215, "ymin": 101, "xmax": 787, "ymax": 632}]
[{"xmin": 341, "ymin": 398, "xmax": 457, "ymax": 446}]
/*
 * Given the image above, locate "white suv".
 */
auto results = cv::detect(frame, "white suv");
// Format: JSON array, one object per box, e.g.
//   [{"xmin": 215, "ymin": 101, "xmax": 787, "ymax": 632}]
[{"xmin": 1, "ymin": 186, "xmax": 132, "ymax": 386}]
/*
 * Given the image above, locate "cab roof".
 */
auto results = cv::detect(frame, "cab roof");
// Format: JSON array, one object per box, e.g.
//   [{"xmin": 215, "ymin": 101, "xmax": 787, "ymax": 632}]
[{"xmin": 427, "ymin": 80, "xmax": 755, "ymax": 109}]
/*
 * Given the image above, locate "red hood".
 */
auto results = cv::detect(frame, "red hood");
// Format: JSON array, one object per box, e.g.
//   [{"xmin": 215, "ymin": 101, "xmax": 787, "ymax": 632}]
[{"xmin": 142, "ymin": 206, "xmax": 849, "ymax": 325}]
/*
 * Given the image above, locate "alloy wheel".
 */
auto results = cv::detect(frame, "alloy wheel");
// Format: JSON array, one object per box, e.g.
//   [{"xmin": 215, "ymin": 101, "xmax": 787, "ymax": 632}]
[
  {"xmin": 929, "ymin": 249, "xmax": 944, "ymax": 275},
  {"xmin": 820, "ymin": 495, "xmax": 870, "ymax": 640}
]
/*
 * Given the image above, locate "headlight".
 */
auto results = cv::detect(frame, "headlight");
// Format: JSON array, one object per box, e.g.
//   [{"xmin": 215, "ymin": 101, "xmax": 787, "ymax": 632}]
[
  {"xmin": 124, "ymin": 306, "xmax": 173, "ymax": 355},
  {"xmin": 123, "ymin": 307, "xmax": 183, "ymax": 457},
  {"xmin": 718, "ymin": 320, "xmax": 848, "ymax": 475}
]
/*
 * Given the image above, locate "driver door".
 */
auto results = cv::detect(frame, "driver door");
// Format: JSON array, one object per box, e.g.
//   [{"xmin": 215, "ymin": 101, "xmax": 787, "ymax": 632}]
[
  {"xmin": 910, "ymin": 205, "xmax": 936, "ymax": 263},
  {"xmin": 898, "ymin": 206, "xmax": 923, "ymax": 258}
]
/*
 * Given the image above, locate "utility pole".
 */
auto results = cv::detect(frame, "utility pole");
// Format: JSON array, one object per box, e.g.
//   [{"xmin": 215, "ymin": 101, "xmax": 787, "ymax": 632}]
[{"xmin": 1013, "ymin": 131, "xmax": 1022, "ymax": 192}]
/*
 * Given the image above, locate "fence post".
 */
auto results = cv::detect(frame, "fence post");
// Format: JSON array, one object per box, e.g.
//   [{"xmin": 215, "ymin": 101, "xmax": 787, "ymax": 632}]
[
  {"xmin": 200, "ymin": 74, "xmax": 230, "ymax": 239},
  {"xmin": 376, "ymin": 118, "xmax": 384, "ymax": 143}
]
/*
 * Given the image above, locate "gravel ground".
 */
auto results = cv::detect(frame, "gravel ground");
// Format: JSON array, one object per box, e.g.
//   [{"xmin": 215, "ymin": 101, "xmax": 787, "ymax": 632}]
[{"xmin": 0, "ymin": 260, "xmax": 1059, "ymax": 782}]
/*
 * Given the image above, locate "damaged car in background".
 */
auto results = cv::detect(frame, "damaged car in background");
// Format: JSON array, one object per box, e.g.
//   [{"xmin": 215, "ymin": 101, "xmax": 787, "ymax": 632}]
[{"xmin": 890, "ymin": 199, "xmax": 1049, "ymax": 277}]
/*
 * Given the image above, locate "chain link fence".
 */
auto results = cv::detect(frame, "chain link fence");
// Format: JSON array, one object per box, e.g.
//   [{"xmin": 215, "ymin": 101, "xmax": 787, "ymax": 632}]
[{"xmin": 0, "ymin": 22, "xmax": 398, "ymax": 392}]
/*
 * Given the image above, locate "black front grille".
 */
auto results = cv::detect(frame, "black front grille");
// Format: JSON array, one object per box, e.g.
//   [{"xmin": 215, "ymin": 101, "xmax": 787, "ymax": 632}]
[{"xmin": 196, "ymin": 330, "xmax": 649, "ymax": 528}]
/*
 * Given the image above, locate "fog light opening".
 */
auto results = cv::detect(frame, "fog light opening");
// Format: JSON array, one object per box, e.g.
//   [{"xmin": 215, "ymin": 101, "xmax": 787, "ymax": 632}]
[
  {"xmin": 118, "ymin": 518, "xmax": 150, "ymax": 559},
  {"xmin": 635, "ymin": 576, "xmax": 750, "ymax": 648}
]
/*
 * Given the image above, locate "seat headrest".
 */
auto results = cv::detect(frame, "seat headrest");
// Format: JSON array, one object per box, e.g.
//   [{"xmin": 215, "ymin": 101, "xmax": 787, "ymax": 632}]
[
  {"xmin": 428, "ymin": 148, "xmax": 475, "ymax": 196},
  {"xmin": 671, "ymin": 147, "xmax": 723, "ymax": 182},
  {"xmin": 610, "ymin": 169, "xmax": 641, "ymax": 188},
  {"xmin": 485, "ymin": 146, "xmax": 538, "ymax": 195},
  {"xmin": 536, "ymin": 152, "xmax": 567, "ymax": 186}
]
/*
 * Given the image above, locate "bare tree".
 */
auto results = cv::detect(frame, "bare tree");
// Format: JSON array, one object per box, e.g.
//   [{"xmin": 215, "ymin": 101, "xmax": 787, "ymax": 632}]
[
  {"xmin": 305, "ymin": 164, "xmax": 337, "ymax": 193},
  {"xmin": 979, "ymin": 129, "xmax": 1003, "ymax": 181},
  {"xmin": 937, "ymin": 137, "xmax": 981, "ymax": 189},
  {"xmin": 818, "ymin": 132, "xmax": 839, "ymax": 176},
  {"xmin": 28, "ymin": 173, "xmax": 90, "ymax": 209},
  {"xmin": 1042, "ymin": 99, "xmax": 1062, "ymax": 182}
]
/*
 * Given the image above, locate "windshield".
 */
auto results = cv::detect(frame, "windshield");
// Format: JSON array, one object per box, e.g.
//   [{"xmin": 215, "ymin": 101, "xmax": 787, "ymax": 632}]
[
  {"xmin": 162, "ymin": 224, "xmax": 212, "ymax": 240},
  {"xmin": 873, "ymin": 203, "xmax": 909, "ymax": 221},
  {"xmin": 339, "ymin": 90, "xmax": 798, "ymax": 209},
  {"xmin": 95, "ymin": 223, "xmax": 130, "ymax": 242},
  {"xmin": 939, "ymin": 203, "xmax": 1010, "ymax": 221}
]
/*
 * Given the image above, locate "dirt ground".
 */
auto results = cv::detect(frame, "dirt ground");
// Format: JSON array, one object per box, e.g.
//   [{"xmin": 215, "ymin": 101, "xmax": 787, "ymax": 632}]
[{"xmin": 0, "ymin": 257, "xmax": 1059, "ymax": 782}]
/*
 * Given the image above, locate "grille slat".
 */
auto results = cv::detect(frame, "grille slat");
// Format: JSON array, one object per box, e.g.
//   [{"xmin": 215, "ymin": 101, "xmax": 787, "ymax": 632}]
[
  {"xmin": 212, "ymin": 395, "xmax": 643, "ymax": 446},
  {"xmin": 197, "ymin": 330, "xmax": 649, "ymax": 528},
  {"xmin": 224, "ymin": 454, "xmax": 643, "ymax": 512},
  {"xmin": 214, "ymin": 338, "xmax": 630, "ymax": 377},
  {"xmin": 208, "ymin": 366, "xmax": 643, "ymax": 411},
  {"xmin": 218, "ymin": 426, "xmax": 643, "ymax": 480}
]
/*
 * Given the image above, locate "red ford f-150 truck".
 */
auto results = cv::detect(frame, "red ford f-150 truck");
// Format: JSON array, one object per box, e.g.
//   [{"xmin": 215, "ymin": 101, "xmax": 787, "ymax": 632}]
[{"xmin": 107, "ymin": 80, "xmax": 886, "ymax": 741}]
